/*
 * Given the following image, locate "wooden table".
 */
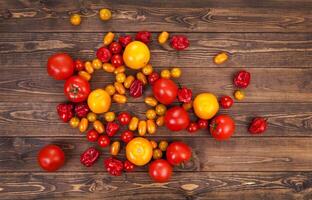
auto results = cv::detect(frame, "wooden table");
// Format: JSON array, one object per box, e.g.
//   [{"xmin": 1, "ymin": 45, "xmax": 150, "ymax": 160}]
[{"xmin": 0, "ymin": 1, "xmax": 312, "ymax": 199}]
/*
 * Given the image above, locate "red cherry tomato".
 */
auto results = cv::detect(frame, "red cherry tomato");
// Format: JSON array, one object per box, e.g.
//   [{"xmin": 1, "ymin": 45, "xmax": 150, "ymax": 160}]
[
  {"xmin": 38, "ymin": 144, "xmax": 65, "ymax": 172},
  {"xmin": 219, "ymin": 95, "xmax": 234, "ymax": 109},
  {"xmin": 87, "ymin": 129, "xmax": 99, "ymax": 142},
  {"xmin": 152, "ymin": 78, "xmax": 178, "ymax": 105},
  {"xmin": 149, "ymin": 159, "xmax": 172, "ymax": 183},
  {"xmin": 98, "ymin": 135, "xmax": 110, "ymax": 148},
  {"xmin": 111, "ymin": 54, "xmax": 124, "ymax": 68},
  {"xmin": 96, "ymin": 47, "xmax": 112, "ymax": 62},
  {"xmin": 47, "ymin": 53, "xmax": 74, "ymax": 80},
  {"xmin": 210, "ymin": 114, "xmax": 235, "ymax": 140},
  {"xmin": 197, "ymin": 119, "xmax": 208, "ymax": 129},
  {"xmin": 120, "ymin": 130, "xmax": 134, "ymax": 143},
  {"xmin": 166, "ymin": 141, "xmax": 191, "ymax": 166},
  {"xmin": 117, "ymin": 112, "xmax": 132, "ymax": 125},
  {"xmin": 148, "ymin": 72, "xmax": 160, "ymax": 85},
  {"xmin": 109, "ymin": 42, "xmax": 122, "ymax": 54},
  {"xmin": 164, "ymin": 106, "xmax": 190, "ymax": 131},
  {"xmin": 124, "ymin": 160, "xmax": 135, "ymax": 172},
  {"xmin": 187, "ymin": 122, "xmax": 199, "ymax": 133},
  {"xmin": 64, "ymin": 76, "xmax": 91, "ymax": 102},
  {"xmin": 74, "ymin": 59, "xmax": 84, "ymax": 71}
]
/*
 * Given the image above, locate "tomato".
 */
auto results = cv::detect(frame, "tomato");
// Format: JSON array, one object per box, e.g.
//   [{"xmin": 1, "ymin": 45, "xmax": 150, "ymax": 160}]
[
  {"xmin": 187, "ymin": 122, "xmax": 199, "ymax": 133},
  {"xmin": 99, "ymin": 8, "xmax": 112, "ymax": 21},
  {"xmin": 111, "ymin": 54, "xmax": 124, "ymax": 68},
  {"xmin": 193, "ymin": 93, "xmax": 219, "ymax": 120},
  {"xmin": 117, "ymin": 112, "xmax": 132, "ymax": 125},
  {"xmin": 120, "ymin": 130, "xmax": 134, "ymax": 143},
  {"xmin": 109, "ymin": 42, "xmax": 122, "ymax": 54},
  {"xmin": 123, "ymin": 41, "xmax": 150, "ymax": 70},
  {"xmin": 38, "ymin": 144, "xmax": 65, "ymax": 172},
  {"xmin": 87, "ymin": 89, "xmax": 111, "ymax": 114},
  {"xmin": 149, "ymin": 159, "xmax": 172, "ymax": 183},
  {"xmin": 98, "ymin": 135, "xmax": 110, "ymax": 148},
  {"xmin": 164, "ymin": 106, "xmax": 190, "ymax": 131},
  {"xmin": 219, "ymin": 95, "xmax": 233, "ymax": 109},
  {"xmin": 64, "ymin": 76, "xmax": 91, "ymax": 102},
  {"xmin": 47, "ymin": 53, "xmax": 74, "ymax": 80},
  {"xmin": 166, "ymin": 141, "xmax": 191, "ymax": 166},
  {"xmin": 210, "ymin": 114, "xmax": 235, "ymax": 140},
  {"xmin": 197, "ymin": 119, "xmax": 208, "ymax": 129},
  {"xmin": 126, "ymin": 137, "xmax": 153, "ymax": 166},
  {"xmin": 86, "ymin": 129, "xmax": 99, "ymax": 142},
  {"xmin": 152, "ymin": 78, "xmax": 178, "ymax": 105},
  {"xmin": 74, "ymin": 59, "xmax": 84, "ymax": 71}
]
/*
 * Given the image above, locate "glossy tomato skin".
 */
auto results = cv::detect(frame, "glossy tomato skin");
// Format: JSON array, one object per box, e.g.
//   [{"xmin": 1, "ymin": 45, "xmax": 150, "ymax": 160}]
[
  {"xmin": 152, "ymin": 78, "xmax": 178, "ymax": 105},
  {"xmin": 219, "ymin": 96, "xmax": 233, "ymax": 109},
  {"xmin": 164, "ymin": 106, "xmax": 190, "ymax": 131},
  {"xmin": 47, "ymin": 53, "xmax": 74, "ymax": 80},
  {"xmin": 117, "ymin": 112, "xmax": 132, "ymax": 125},
  {"xmin": 166, "ymin": 141, "xmax": 191, "ymax": 166},
  {"xmin": 64, "ymin": 76, "xmax": 91, "ymax": 102},
  {"xmin": 210, "ymin": 114, "xmax": 235, "ymax": 140},
  {"xmin": 149, "ymin": 159, "xmax": 172, "ymax": 183},
  {"xmin": 38, "ymin": 144, "xmax": 65, "ymax": 172}
]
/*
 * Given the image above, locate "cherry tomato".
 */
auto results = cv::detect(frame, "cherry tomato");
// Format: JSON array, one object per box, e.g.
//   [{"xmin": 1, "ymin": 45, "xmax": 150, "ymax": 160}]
[
  {"xmin": 47, "ymin": 53, "xmax": 74, "ymax": 80},
  {"xmin": 109, "ymin": 42, "xmax": 122, "ymax": 54},
  {"xmin": 152, "ymin": 78, "xmax": 178, "ymax": 105},
  {"xmin": 64, "ymin": 76, "xmax": 91, "ymax": 102},
  {"xmin": 187, "ymin": 122, "xmax": 199, "ymax": 133},
  {"xmin": 96, "ymin": 47, "xmax": 112, "ymax": 62},
  {"xmin": 124, "ymin": 160, "xmax": 135, "ymax": 172},
  {"xmin": 158, "ymin": 141, "xmax": 168, "ymax": 151},
  {"xmin": 74, "ymin": 59, "xmax": 84, "ymax": 71},
  {"xmin": 166, "ymin": 141, "xmax": 191, "ymax": 166},
  {"xmin": 117, "ymin": 112, "xmax": 132, "ymax": 125},
  {"xmin": 98, "ymin": 135, "xmax": 110, "ymax": 148},
  {"xmin": 111, "ymin": 54, "xmax": 124, "ymax": 68},
  {"xmin": 164, "ymin": 106, "xmax": 190, "ymax": 131},
  {"xmin": 220, "ymin": 95, "xmax": 234, "ymax": 109},
  {"xmin": 148, "ymin": 72, "xmax": 160, "ymax": 85},
  {"xmin": 99, "ymin": 8, "xmax": 112, "ymax": 21},
  {"xmin": 120, "ymin": 130, "xmax": 134, "ymax": 143},
  {"xmin": 149, "ymin": 159, "xmax": 172, "ymax": 183},
  {"xmin": 70, "ymin": 14, "xmax": 81, "ymax": 26},
  {"xmin": 86, "ymin": 129, "xmax": 99, "ymax": 142},
  {"xmin": 197, "ymin": 119, "xmax": 208, "ymax": 129},
  {"xmin": 38, "ymin": 144, "xmax": 65, "ymax": 172},
  {"xmin": 210, "ymin": 114, "xmax": 235, "ymax": 140}
]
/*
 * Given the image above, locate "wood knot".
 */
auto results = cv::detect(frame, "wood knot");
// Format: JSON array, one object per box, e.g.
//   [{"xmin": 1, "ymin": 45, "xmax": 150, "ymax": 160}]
[{"xmin": 181, "ymin": 183, "xmax": 199, "ymax": 191}]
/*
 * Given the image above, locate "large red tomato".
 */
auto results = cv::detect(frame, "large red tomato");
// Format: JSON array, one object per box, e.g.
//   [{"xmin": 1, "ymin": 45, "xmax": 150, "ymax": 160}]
[
  {"xmin": 64, "ymin": 76, "xmax": 91, "ymax": 102},
  {"xmin": 152, "ymin": 78, "xmax": 178, "ymax": 105},
  {"xmin": 164, "ymin": 106, "xmax": 190, "ymax": 131},
  {"xmin": 149, "ymin": 159, "xmax": 172, "ymax": 183},
  {"xmin": 38, "ymin": 144, "xmax": 65, "ymax": 172},
  {"xmin": 47, "ymin": 53, "xmax": 74, "ymax": 80},
  {"xmin": 166, "ymin": 141, "xmax": 192, "ymax": 166},
  {"xmin": 210, "ymin": 114, "xmax": 235, "ymax": 140}
]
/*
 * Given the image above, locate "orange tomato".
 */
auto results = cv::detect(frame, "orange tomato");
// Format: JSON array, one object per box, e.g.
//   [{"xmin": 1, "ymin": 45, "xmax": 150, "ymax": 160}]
[
  {"xmin": 193, "ymin": 93, "xmax": 219, "ymax": 120},
  {"xmin": 123, "ymin": 41, "xmax": 150, "ymax": 70},
  {"xmin": 87, "ymin": 89, "xmax": 111, "ymax": 114},
  {"xmin": 126, "ymin": 137, "xmax": 153, "ymax": 166}
]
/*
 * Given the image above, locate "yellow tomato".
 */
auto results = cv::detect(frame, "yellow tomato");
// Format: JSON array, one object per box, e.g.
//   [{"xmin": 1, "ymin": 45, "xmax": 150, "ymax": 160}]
[
  {"xmin": 78, "ymin": 71, "xmax": 91, "ymax": 81},
  {"xmin": 92, "ymin": 58, "xmax": 102, "ymax": 70},
  {"xmin": 70, "ymin": 14, "xmax": 81, "ymax": 26},
  {"xmin": 153, "ymin": 149, "xmax": 163, "ymax": 159},
  {"xmin": 115, "ymin": 72, "xmax": 126, "ymax": 83},
  {"xmin": 114, "ymin": 66, "xmax": 126, "ymax": 74},
  {"xmin": 193, "ymin": 93, "xmax": 219, "ymax": 120},
  {"xmin": 156, "ymin": 116, "xmax": 164, "ymax": 126},
  {"xmin": 79, "ymin": 118, "xmax": 88, "ymax": 132},
  {"xmin": 87, "ymin": 89, "xmax": 111, "ymax": 114},
  {"xmin": 155, "ymin": 104, "xmax": 167, "ymax": 116},
  {"xmin": 171, "ymin": 67, "xmax": 182, "ymax": 78},
  {"xmin": 214, "ymin": 52, "xmax": 228, "ymax": 65},
  {"xmin": 123, "ymin": 41, "xmax": 150, "ymax": 70},
  {"xmin": 93, "ymin": 120, "xmax": 105, "ymax": 134},
  {"xmin": 110, "ymin": 141, "xmax": 120, "ymax": 156},
  {"xmin": 234, "ymin": 90, "xmax": 245, "ymax": 100},
  {"xmin": 103, "ymin": 63, "xmax": 115, "ymax": 73},
  {"xmin": 104, "ymin": 111, "xmax": 115, "ymax": 122},
  {"xmin": 160, "ymin": 69, "xmax": 171, "ymax": 79},
  {"xmin": 144, "ymin": 96, "xmax": 158, "ymax": 107},
  {"xmin": 87, "ymin": 112, "xmax": 97, "ymax": 122},
  {"xmin": 126, "ymin": 137, "xmax": 153, "ymax": 166},
  {"xmin": 99, "ymin": 8, "xmax": 112, "ymax": 21},
  {"xmin": 158, "ymin": 31, "xmax": 169, "ymax": 44},
  {"xmin": 84, "ymin": 61, "xmax": 94, "ymax": 74},
  {"xmin": 124, "ymin": 75, "xmax": 135, "ymax": 88},
  {"xmin": 105, "ymin": 84, "xmax": 116, "ymax": 96},
  {"xmin": 142, "ymin": 64, "xmax": 153, "ymax": 75},
  {"xmin": 146, "ymin": 109, "xmax": 156, "ymax": 120},
  {"xmin": 136, "ymin": 72, "xmax": 147, "ymax": 85},
  {"xmin": 69, "ymin": 117, "xmax": 80, "ymax": 128},
  {"xmin": 150, "ymin": 140, "xmax": 158, "ymax": 149},
  {"xmin": 103, "ymin": 32, "xmax": 115, "ymax": 46}
]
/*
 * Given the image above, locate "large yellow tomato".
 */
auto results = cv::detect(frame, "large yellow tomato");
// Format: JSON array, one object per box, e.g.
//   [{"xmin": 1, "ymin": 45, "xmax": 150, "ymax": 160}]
[
  {"xmin": 193, "ymin": 93, "xmax": 219, "ymax": 120},
  {"xmin": 87, "ymin": 89, "xmax": 111, "ymax": 114},
  {"xmin": 123, "ymin": 41, "xmax": 150, "ymax": 70},
  {"xmin": 126, "ymin": 137, "xmax": 153, "ymax": 166}
]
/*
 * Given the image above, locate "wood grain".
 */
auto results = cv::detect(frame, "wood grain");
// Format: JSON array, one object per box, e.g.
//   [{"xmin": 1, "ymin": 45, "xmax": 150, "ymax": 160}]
[{"xmin": 0, "ymin": 0, "xmax": 312, "ymax": 32}]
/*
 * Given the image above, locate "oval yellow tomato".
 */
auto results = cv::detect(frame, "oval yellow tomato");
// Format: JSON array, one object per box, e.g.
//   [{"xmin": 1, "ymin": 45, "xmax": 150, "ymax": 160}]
[
  {"xmin": 126, "ymin": 137, "xmax": 153, "ymax": 166},
  {"xmin": 193, "ymin": 93, "xmax": 219, "ymax": 120},
  {"xmin": 87, "ymin": 89, "xmax": 111, "ymax": 114},
  {"xmin": 123, "ymin": 41, "xmax": 150, "ymax": 70}
]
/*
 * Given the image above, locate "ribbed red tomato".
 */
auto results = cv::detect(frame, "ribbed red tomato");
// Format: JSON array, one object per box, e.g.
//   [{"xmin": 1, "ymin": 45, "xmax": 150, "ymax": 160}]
[
  {"xmin": 64, "ymin": 76, "xmax": 91, "ymax": 102},
  {"xmin": 210, "ymin": 114, "xmax": 235, "ymax": 140}
]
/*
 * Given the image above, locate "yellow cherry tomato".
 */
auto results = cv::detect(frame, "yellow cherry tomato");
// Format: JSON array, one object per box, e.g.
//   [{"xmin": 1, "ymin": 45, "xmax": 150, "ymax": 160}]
[
  {"xmin": 124, "ymin": 75, "xmax": 135, "ymax": 88},
  {"xmin": 79, "ymin": 118, "xmax": 88, "ymax": 132},
  {"xmin": 147, "ymin": 119, "xmax": 156, "ymax": 134},
  {"xmin": 103, "ymin": 32, "xmax": 115, "ymax": 46},
  {"xmin": 182, "ymin": 101, "xmax": 193, "ymax": 111},
  {"xmin": 142, "ymin": 64, "xmax": 153, "ymax": 75},
  {"xmin": 153, "ymin": 148, "xmax": 163, "ymax": 159},
  {"xmin": 92, "ymin": 58, "xmax": 102, "ymax": 70},
  {"xmin": 99, "ymin": 8, "xmax": 112, "ymax": 21},
  {"xmin": 234, "ymin": 90, "xmax": 245, "ymax": 100},
  {"xmin": 116, "ymin": 72, "xmax": 126, "ymax": 83},
  {"xmin": 155, "ymin": 104, "xmax": 167, "ymax": 116},
  {"xmin": 105, "ymin": 84, "xmax": 116, "ymax": 96},
  {"xmin": 123, "ymin": 41, "xmax": 150, "ymax": 70},
  {"xmin": 160, "ymin": 69, "xmax": 171, "ymax": 79},
  {"xmin": 87, "ymin": 112, "xmax": 97, "ymax": 122},
  {"xmin": 214, "ymin": 52, "xmax": 228, "ymax": 65},
  {"xmin": 103, "ymin": 63, "xmax": 115, "ymax": 73},
  {"xmin": 158, "ymin": 31, "xmax": 169, "ymax": 44},
  {"xmin": 126, "ymin": 137, "xmax": 153, "ymax": 166},
  {"xmin": 138, "ymin": 120, "xmax": 147, "ymax": 136},
  {"xmin": 171, "ymin": 67, "xmax": 182, "ymax": 78},
  {"xmin": 113, "ymin": 94, "xmax": 127, "ymax": 104},
  {"xmin": 93, "ymin": 120, "xmax": 105, "ymax": 134},
  {"xmin": 129, "ymin": 117, "xmax": 139, "ymax": 131},
  {"xmin": 136, "ymin": 72, "xmax": 147, "ymax": 85},
  {"xmin": 88, "ymin": 89, "xmax": 111, "ymax": 114},
  {"xmin": 156, "ymin": 116, "xmax": 164, "ymax": 127},
  {"xmin": 84, "ymin": 61, "xmax": 94, "ymax": 74},
  {"xmin": 114, "ymin": 82, "xmax": 126, "ymax": 95},
  {"xmin": 144, "ymin": 96, "xmax": 158, "ymax": 107},
  {"xmin": 110, "ymin": 141, "xmax": 120, "ymax": 156},
  {"xmin": 78, "ymin": 71, "xmax": 91, "ymax": 81},
  {"xmin": 70, "ymin": 14, "xmax": 81, "ymax": 26},
  {"xmin": 158, "ymin": 141, "xmax": 168, "ymax": 151},
  {"xmin": 69, "ymin": 117, "xmax": 80, "ymax": 128},
  {"xmin": 114, "ymin": 66, "xmax": 125, "ymax": 74},
  {"xmin": 193, "ymin": 93, "xmax": 219, "ymax": 120},
  {"xmin": 104, "ymin": 112, "xmax": 115, "ymax": 122},
  {"xmin": 150, "ymin": 140, "xmax": 158, "ymax": 149},
  {"xmin": 146, "ymin": 109, "xmax": 156, "ymax": 120}
]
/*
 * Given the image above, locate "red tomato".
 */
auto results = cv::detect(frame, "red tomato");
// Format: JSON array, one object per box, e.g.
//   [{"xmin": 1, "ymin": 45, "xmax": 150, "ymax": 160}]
[
  {"xmin": 96, "ymin": 47, "xmax": 112, "ymax": 62},
  {"xmin": 74, "ymin": 59, "xmax": 84, "ymax": 71},
  {"xmin": 87, "ymin": 129, "xmax": 99, "ymax": 142},
  {"xmin": 120, "ymin": 130, "xmax": 134, "ymax": 143},
  {"xmin": 47, "ymin": 53, "xmax": 74, "ymax": 80},
  {"xmin": 64, "ymin": 76, "xmax": 91, "ymax": 102},
  {"xmin": 38, "ymin": 144, "xmax": 65, "ymax": 172},
  {"xmin": 166, "ymin": 141, "xmax": 192, "ymax": 166},
  {"xmin": 152, "ymin": 78, "xmax": 178, "ymax": 105},
  {"xmin": 98, "ymin": 135, "xmax": 110, "ymax": 148},
  {"xmin": 148, "ymin": 72, "xmax": 160, "ymax": 85},
  {"xmin": 117, "ymin": 112, "xmax": 132, "ymax": 125},
  {"xmin": 197, "ymin": 119, "xmax": 208, "ymax": 129},
  {"xmin": 187, "ymin": 122, "xmax": 199, "ymax": 133},
  {"xmin": 111, "ymin": 54, "xmax": 124, "ymax": 68},
  {"xmin": 219, "ymin": 96, "xmax": 234, "ymax": 109},
  {"xmin": 210, "ymin": 114, "xmax": 235, "ymax": 140},
  {"xmin": 149, "ymin": 159, "xmax": 172, "ymax": 183},
  {"xmin": 164, "ymin": 106, "xmax": 190, "ymax": 131},
  {"xmin": 109, "ymin": 42, "xmax": 122, "ymax": 54}
]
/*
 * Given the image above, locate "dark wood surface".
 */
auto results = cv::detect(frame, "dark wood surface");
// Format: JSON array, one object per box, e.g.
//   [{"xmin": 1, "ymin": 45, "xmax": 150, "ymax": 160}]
[{"xmin": 0, "ymin": 0, "xmax": 312, "ymax": 199}]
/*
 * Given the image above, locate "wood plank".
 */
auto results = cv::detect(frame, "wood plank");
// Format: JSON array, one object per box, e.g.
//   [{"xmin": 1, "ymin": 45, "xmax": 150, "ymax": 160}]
[
  {"xmin": 0, "ymin": 102, "xmax": 311, "ymax": 137},
  {"xmin": 0, "ymin": 0, "xmax": 312, "ymax": 32},
  {"xmin": 0, "ymin": 172, "xmax": 311, "ymax": 200},
  {"xmin": 0, "ymin": 137, "xmax": 311, "ymax": 172},
  {"xmin": 0, "ymin": 33, "xmax": 311, "ymax": 68}
]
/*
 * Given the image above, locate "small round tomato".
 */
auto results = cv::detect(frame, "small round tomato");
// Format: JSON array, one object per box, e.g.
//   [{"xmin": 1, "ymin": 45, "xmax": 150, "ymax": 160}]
[
  {"xmin": 87, "ymin": 89, "xmax": 111, "ymax": 114},
  {"xmin": 210, "ymin": 114, "xmax": 235, "ymax": 140},
  {"xmin": 87, "ymin": 129, "xmax": 99, "ymax": 142},
  {"xmin": 166, "ymin": 141, "xmax": 191, "ymax": 166},
  {"xmin": 120, "ymin": 130, "xmax": 134, "ymax": 143},
  {"xmin": 193, "ymin": 93, "xmax": 219, "ymax": 120},
  {"xmin": 149, "ymin": 159, "xmax": 172, "ymax": 183},
  {"xmin": 164, "ymin": 106, "xmax": 190, "ymax": 131},
  {"xmin": 99, "ymin": 8, "xmax": 112, "ymax": 21},
  {"xmin": 98, "ymin": 135, "xmax": 110, "ymax": 148},
  {"xmin": 104, "ymin": 111, "xmax": 115, "ymax": 122},
  {"xmin": 109, "ymin": 42, "xmax": 122, "ymax": 54},
  {"xmin": 70, "ymin": 14, "xmax": 81, "ymax": 26},
  {"xmin": 96, "ymin": 47, "xmax": 112, "ymax": 62},
  {"xmin": 38, "ymin": 144, "xmax": 65, "ymax": 172},
  {"xmin": 47, "ymin": 53, "xmax": 74, "ymax": 80},
  {"xmin": 158, "ymin": 141, "xmax": 168, "ymax": 151},
  {"xmin": 111, "ymin": 54, "xmax": 124, "ymax": 68},
  {"xmin": 187, "ymin": 122, "xmax": 199, "ymax": 133},
  {"xmin": 126, "ymin": 137, "xmax": 153, "ymax": 166},
  {"xmin": 117, "ymin": 112, "xmax": 132, "ymax": 125},
  {"xmin": 220, "ymin": 95, "xmax": 234, "ymax": 109},
  {"xmin": 64, "ymin": 76, "xmax": 91, "ymax": 102},
  {"xmin": 197, "ymin": 119, "xmax": 208, "ymax": 129},
  {"xmin": 124, "ymin": 160, "xmax": 135, "ymax": 172},
  {"xmin": 74, "ymin": 59, "xmax": 84, "ymax": 71},
  {"xmin": 152, "ymin": 78, "xmax": 178, "ymax": 105},
  {"xmin": 234, "ymin": 90, "xmax": 245, "ymax": 100},
  {"xmin": 148, "ymin": 72, "xmax": 160, "ymax": 85}
]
